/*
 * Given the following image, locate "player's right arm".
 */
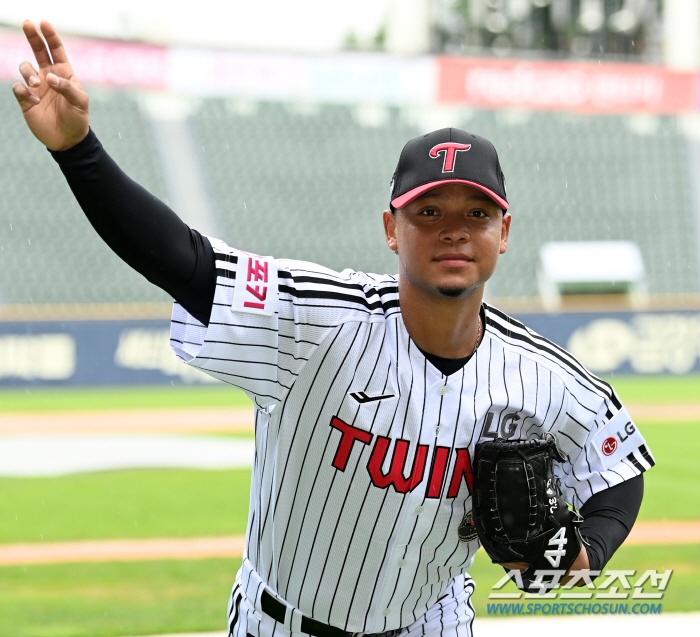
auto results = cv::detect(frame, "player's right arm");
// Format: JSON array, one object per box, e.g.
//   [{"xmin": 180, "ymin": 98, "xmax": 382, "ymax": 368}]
[{"xmin": 12, "ymin": 20, "xmax": 216, "ymax": 326}]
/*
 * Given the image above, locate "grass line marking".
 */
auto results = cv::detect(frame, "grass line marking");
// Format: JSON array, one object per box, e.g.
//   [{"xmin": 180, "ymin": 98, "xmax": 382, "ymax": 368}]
[
  {"xmin": 627, "ymin": 520, "xmax": 700, "ymax": 545},
  {"xmin": 627, "ymin": 402, "xmax": 700, "ymax": 423},
  {"xmin": 0, "ymin": 407, "xmax": 255, "ymax": 436},
  {"xmin": 1, "ymin": 521, "xmax": 699, "ymax": 567},
  {"xmin": 0, "ymin": 536, "xmax": 246, "ymax": 566},
  {"xmin": 1, "ymin": 402, "xmax": 697, "ymax": 438}
]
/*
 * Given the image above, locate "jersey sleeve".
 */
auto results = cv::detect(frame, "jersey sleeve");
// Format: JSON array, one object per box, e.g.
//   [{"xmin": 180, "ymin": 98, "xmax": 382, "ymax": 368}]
[
  {"xmin": 169, "ymin": 238, "xmax": 397, "ymax": 408},
  {"xmin": 551, "ymin": 387, "xmax": 655, "ymax": 509}
]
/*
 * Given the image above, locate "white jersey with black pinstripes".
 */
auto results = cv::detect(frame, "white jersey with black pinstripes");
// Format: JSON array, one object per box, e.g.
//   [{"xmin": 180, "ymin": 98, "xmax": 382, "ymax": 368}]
[{"xmin": 169, "ymin": 238, "xmax": 654, "ymax": 637}]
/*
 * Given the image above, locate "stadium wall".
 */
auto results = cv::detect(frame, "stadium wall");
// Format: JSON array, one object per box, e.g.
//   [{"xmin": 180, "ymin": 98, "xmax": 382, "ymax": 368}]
[{"xmin": 1, "ymin": 309, "xmax": 699, "ymax": 386}]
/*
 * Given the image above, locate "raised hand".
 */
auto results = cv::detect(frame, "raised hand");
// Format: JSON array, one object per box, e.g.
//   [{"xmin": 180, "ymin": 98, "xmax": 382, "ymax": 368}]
[{"xmin": 12, "ymin": 20, "xmax": 89, "ymax": 151}]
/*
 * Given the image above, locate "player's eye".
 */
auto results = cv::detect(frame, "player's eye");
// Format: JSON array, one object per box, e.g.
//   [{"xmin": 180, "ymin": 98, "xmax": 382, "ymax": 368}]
[{"xmin": 420, "ymin": 208, "xmax": 437, "ymax": 216}]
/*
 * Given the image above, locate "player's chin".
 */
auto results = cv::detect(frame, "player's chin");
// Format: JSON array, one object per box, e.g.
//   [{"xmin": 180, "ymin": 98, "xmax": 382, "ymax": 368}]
[{"xmin": 435, "ymin": 280, "xmax": 483, "ymax": 299}]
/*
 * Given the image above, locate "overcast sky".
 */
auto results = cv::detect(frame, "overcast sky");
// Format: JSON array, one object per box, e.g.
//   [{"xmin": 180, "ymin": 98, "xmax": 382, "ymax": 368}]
[{"xmin": 2, "ymin": 0, "xmax": 390, "ymax": 52}]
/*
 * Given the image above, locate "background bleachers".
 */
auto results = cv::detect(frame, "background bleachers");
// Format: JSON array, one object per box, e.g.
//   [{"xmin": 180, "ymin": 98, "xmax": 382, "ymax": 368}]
[
  {"xmin": 0, "ymin": 85, "xmax": 169, "ymax": 305},
  {"xmin": 1, "ymin": 83, "xmax": 698, "ymax": 305},
  {"xmin": 191, "ymin": 100, "xmax": 700, "ymax": 298}
]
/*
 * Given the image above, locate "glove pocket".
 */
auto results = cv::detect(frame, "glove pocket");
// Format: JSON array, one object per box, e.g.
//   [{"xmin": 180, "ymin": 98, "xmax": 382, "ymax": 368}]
[{"xmin": 493, "ymin": 459, "xmax": 544, "ymax": 542}]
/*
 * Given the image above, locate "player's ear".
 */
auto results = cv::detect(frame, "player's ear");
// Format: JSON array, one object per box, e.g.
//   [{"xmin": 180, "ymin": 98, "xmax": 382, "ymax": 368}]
[
  {"xmin": 383, "ymin": 209, "xmax": 398, "ymax": 253},
  {"xmin": 499, "ymin": 212, "xmax": 511, "ymax": 255}
]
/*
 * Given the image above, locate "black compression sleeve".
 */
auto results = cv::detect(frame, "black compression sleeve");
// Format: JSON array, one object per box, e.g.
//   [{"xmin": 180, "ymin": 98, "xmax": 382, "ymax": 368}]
[
  {"xmin": 49, "ymin": 129, "xmax": 216, "ymax": 326},
  {"xmin": 579, "ymin": 474, "xmax": 644, "ymax": 573}
]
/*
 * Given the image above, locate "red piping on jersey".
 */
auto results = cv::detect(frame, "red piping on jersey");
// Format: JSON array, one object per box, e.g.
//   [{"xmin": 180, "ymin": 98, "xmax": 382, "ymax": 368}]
[{"xmin": 391, "ymin": 180, "xmax": 509, "ymax": 210}]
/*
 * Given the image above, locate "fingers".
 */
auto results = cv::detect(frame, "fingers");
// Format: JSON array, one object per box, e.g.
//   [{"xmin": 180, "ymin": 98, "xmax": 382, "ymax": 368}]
[
  {"xmin": 39, "ymin": 20, "xmax": 69, "ymax": 65},
  {"xmin": 22, "ymin": 20, "xmax": 52, "ymax": 69},
  {"xmin": 18, "ymin": 61, "xmax": 40, "ymax": 88},
  {"xmin": 12, "ymin": 81, "xmax": 40, "ymax": 111},
  {"xmin": 46, "ymin": 72, "xmax": 88, "ymax": 110}
]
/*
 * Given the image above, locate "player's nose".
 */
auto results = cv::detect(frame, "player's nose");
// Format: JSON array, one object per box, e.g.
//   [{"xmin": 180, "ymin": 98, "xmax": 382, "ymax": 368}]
[{"xmin": 439, "ymin": 220, "xmax": 470, "ymax": 242}]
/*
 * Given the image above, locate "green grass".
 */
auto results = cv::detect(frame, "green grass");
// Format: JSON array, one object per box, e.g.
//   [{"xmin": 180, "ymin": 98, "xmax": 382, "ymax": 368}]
[
  {"xmin": 0, "ymin": 546, "xmax": 696, "ymax": 637},
  {"xmin": 0, "ymin": 469, "xmax": 252, "ymax": 543},
  {"xmin": 1, "ymin": 374, "xmax": 698, "ymax": 412},
  {"xmin": 601, "ymin": 373, "xmax": 700, "ymax": 404},
  {"xmin": 0, "ymin": 558, "xmax": 241, "ymax": 637},
  {"xmin": 469, "ymin": 543, "xmax": 700, "ymax": 616},
  {"xmin": 639, "ymin": 421, "xmax": 700, "ymax": 520},
  {"xmin": 0, "ymin": 420, "xmax": 697, "ymax": 545},
  {"xmin": 0, "ymin": 385, "xmax": 251, "ymax": 412}
]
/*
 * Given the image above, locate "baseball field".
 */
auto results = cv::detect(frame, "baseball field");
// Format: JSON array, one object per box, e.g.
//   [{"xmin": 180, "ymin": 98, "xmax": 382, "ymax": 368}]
[{"xmin": 1, "ymin": 375, "xmax": 699, "ymax": 637}]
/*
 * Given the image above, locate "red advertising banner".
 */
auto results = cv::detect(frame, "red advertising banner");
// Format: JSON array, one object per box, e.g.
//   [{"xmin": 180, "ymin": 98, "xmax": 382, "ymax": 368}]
[
  {"xmin": 0, "ymin": 33, "xmax": 167, "ymax": 90},
  {"xmin": 439, "ymin": 57, "xmax": 698, "ymax": 114}
]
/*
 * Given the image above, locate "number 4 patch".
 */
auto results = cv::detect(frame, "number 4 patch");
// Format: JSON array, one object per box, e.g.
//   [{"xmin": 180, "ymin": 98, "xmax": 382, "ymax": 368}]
[{"xmin": 544, "ymin": 527, "xmax": 568, "ymax": 567}]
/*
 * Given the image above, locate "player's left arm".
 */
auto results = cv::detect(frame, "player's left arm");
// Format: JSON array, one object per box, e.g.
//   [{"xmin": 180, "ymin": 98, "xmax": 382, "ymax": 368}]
[
  {"xmin": 554, "ymin": 390, "xmax": 652, "ymax": 583},
  {"xmin": 576, "ymin": 473, "xmax": 644, "ymax": 571}
]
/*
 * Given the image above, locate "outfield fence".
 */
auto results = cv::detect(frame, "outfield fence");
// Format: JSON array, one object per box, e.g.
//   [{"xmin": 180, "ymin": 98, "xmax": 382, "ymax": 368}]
[{"xmin": 1, "ymin": 304, "xmax": 699, "ymax": 386}]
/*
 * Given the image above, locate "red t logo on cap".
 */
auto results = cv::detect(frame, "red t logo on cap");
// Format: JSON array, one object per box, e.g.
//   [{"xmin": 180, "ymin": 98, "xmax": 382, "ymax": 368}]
[{"xmin": 429, "ymin": 142, "xmax": 471, "ymax": 173}]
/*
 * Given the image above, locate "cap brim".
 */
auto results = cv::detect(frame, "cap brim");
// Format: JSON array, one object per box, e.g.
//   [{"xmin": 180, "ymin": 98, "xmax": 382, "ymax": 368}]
[{"xmin": 391, "ymin": 180, "xmax": 509, "ymax": 211}]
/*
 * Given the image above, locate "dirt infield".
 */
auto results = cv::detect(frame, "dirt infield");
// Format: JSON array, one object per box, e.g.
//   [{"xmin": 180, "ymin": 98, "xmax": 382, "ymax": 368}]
[
  {"xmin": 627, "ymin": 402, "xmax": 700, "ymax": 423},
  {"xmin": 0, "ymin": 535, "xmax": 247, "ymax": 566},
  {"xmin": 1, "ymin": 521, "xmax": 698, "ymax": 566},
  {"xmin": 0, "ymin": 407, "xmax": 256, "ymax": 436},
  {"xmin": 1, "ymin": 402, "xmax": 699, "ymax": 437}
]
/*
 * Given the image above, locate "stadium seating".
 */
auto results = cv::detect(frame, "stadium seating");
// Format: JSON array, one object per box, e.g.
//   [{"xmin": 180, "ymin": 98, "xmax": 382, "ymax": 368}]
[
  {"xmin": 1, "ymin": 82, "xmax": 697, "ymax": 305},
  {"xmin": 193, "ymin": 102, "xmax": 698, "ymax": 298},
  {"xmin": 192, "ymin": 99, "xmax": 414, "ymax": 278},
  {"xmin": 0, "ymin": 85, "xmax": 169, "ymax": 305}
]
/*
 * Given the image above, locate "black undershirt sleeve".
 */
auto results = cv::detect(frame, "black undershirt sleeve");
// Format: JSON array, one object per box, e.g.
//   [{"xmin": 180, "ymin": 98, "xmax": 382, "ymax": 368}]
[
  {"xmin": 49, "ymin": 129, "xmax": 216, "ymax": 326},
  {"xmin": 579, "ymin": 473, "xmax": 644, "ymax": 573}
]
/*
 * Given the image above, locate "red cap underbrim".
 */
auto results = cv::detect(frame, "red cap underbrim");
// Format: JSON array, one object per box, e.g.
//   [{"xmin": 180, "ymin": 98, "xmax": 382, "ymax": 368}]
[{"xmin": 391, "ymin": 180, "xmax": 509, "ymax": 211}]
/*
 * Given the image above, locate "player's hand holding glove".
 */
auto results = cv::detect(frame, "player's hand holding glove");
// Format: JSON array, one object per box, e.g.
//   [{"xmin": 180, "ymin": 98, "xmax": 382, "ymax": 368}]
[{"xmin": 467, "ymin": 434, "xmax": 584, "ymax": 592}]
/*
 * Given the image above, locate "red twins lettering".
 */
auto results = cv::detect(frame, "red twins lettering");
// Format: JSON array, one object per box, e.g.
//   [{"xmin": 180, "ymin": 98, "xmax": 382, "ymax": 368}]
[
  {"xmin": 330, "ymin": 417, "xmax": 474, "ymax": 497},
  {"xmin": 429, "ymin": 142, "xmax": 471, "ymax": 172},
  {"xmin": 244, "ymin": 258, "xmax": 269, "ymax": 309},
  {"xmin": 330, "ymin": 417, "xmax": 372, "ymax": 470},
  {"xmin": 368, "ymin": 436, "xmax": 429, "ymax": 494},
  {"xmin": 447, "ymin": 448, "xmax": 473, "ymax": 497}
]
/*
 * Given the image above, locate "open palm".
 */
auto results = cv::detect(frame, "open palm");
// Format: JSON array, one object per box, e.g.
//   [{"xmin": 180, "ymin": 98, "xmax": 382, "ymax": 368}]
[{"xmin": 12, "ymin": 20, "xmax": 89, "ymax": 151}]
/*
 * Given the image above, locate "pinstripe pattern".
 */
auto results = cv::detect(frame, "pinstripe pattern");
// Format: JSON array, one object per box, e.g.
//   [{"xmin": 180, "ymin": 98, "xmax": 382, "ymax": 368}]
[{"xmin": 171, "ymin": 239, "xmax": 653, "ymax": 636}]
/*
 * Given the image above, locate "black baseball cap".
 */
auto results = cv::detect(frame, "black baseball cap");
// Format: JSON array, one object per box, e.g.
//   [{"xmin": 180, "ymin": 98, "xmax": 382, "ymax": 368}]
[{"xmin": 390, "ymin": 128, "xmax": 509, "ymax": 211}]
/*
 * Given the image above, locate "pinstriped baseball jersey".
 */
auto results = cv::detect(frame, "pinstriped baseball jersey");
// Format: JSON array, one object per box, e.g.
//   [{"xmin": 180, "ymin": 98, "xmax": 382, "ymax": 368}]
[{"xmin": 170, "ymin": 238, "xmax": 653, "ymax": 635}]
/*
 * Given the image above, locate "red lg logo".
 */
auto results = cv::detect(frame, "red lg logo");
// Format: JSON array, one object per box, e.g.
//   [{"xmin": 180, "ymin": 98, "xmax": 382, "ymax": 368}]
[
  {"xmin": 602, "ymin": 437, "xmax": 618, "ymax": 456},
  {"xmin": 429, "ymin": 142, "xmax": 471, "ymax": 172}
]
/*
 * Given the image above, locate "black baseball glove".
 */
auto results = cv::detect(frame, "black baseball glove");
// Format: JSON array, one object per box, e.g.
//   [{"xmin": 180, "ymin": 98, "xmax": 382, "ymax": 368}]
[{"xmin": 464, "ymin": 434, "xmax": 583, "ymax": 592}]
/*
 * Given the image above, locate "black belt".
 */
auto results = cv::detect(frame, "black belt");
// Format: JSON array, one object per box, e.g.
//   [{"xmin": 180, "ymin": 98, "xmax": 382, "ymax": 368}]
[{"xmin": 261, "ymin": 589, "xmax": 366, "ymax": 637}]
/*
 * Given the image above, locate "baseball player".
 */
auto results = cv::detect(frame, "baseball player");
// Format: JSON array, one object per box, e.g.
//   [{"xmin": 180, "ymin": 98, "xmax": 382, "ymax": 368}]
[{"xmin": 14, "ymin": 21, "xmax": 653, "ymax": 637}]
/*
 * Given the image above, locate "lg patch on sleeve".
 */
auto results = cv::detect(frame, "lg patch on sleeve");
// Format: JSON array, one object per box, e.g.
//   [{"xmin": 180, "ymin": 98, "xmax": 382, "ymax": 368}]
[{"xmin": 591, "ymin": 406, "xmax": 645, "ymax": 470}]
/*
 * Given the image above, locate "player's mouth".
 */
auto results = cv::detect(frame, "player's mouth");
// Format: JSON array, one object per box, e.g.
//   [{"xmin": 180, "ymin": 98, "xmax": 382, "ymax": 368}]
[{"xmin": 434, "ymin": 253, "xmax": 473, "ymax": 268}]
